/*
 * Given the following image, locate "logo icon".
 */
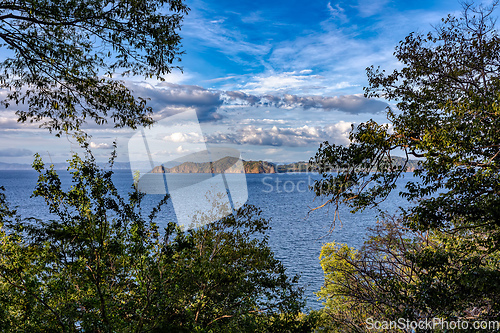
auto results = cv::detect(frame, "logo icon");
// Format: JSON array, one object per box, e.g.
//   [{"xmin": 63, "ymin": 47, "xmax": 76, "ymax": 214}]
[{"xmin": 128, "ymin": 109, "xmax": 248, "ymax": 228}]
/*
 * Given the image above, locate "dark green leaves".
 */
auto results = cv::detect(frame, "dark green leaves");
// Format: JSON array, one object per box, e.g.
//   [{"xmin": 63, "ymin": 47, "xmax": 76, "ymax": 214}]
[
  {"xmin": 0, "ymin": 146, "xmax": 307, "ymax": 331},
  {"xmin": 312, "ymin": 3, "xmax": 500, "ymax": 330},
  {"xmin": 309, "ymin": 120, "xmax": 409, "ymax": 219},
  {"xmin": 0, "ymin": 0, "xmax": 189, "ymax": 134},
  {"xmin": 313, "ymin": 3, "xmax": 500, "ymax": 235}
]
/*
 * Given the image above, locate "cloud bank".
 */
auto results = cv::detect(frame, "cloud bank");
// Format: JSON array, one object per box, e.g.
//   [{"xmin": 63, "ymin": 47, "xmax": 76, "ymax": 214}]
[
  {"xmin": 208, "ymin": 122, "xmax": 353, "ymax": 147},
  {"xmin": 128, "ymin": 79, "xmax": 388, "ymax": 118}
]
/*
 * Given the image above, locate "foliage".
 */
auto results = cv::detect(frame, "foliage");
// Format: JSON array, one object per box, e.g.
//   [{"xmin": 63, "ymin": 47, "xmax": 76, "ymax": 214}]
[
  {"xmin": 0, "ymin": 145, "xmax": 309, "ymax": 332},
  {"xmin": 310, "ymin": 2, "xmax": 500, "ymax": 226},
  {"xmin": 315, "ymin": 218, "xmax": 421, "ymax": 333},
  {"xmin": 315, "ymin": 217, "xmax": 500, "ymax": 333},
  {"xmin": 311, "ymin": 2, "xmax": 500, "ymax": 331},
  {"xmin": 0, "ymin": 0, "xmax": 189, "ymax": 134}
]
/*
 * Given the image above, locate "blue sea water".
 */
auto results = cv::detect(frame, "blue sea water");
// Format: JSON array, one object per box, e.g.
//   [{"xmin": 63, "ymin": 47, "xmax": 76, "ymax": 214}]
[{"xmin": 0, "ymin": 169, "xmax": 416, "ymax": 310}]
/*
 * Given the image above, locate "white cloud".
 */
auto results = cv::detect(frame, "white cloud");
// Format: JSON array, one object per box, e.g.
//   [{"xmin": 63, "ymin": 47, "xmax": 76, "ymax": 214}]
[
  {"xmin": 90, "ymin": 142, "xmax": 110, "ymax": 149},
  {"xmin": 176, "ymin": 145, "xmax": 189, "ymax": 153},
  {"xmin": 0, "ymin": 108, "xmax": 45, "ymax": 130},
  {"xmin": 299, "ymin": 69, "xmax": 313, "ymax": 74},
  {"xmin": 162, "ymin": 132, "xmax": 204, "ymax": 143},
  {"xmin": 239, "ymin": 71, "xmax": 327, "ymax": 95}
]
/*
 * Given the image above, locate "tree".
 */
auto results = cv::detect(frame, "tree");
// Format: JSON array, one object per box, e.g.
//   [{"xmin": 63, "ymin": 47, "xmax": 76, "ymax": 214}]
[
  {"xmin": 0, "ymin": 0, "xmax": 188, "ymax": 134},
  {"xmin": 0, "ymin": 144, "xmax": 311, "ymax": 332},
  {"xmin": 311, "ymin": 2, "xmax": 500, "ymax": 329},
  {"xmin": 316, "ymin": 218, "xmax": 428, "ymax": 333},
  {"xmin": 314, "ymin": 216, "xmax": 500, "ymax": 332}
]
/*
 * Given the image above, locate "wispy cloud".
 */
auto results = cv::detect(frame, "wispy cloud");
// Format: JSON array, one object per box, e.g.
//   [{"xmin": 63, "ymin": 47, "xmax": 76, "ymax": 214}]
[
  {"xmin": 236, "ymin": 71, "xmax": 330, "ymax": 95},
  {"xmin": 182, "ymin": 9, "xmax": 270, "ymax": 67},
  {"xmin": 327, "ymin": 2, "xmax": 348, "ymax": 22},
  {"xmin": 162, "ymin": 132, "xmax": 204, "ymax": 143},
  {"xmin": 355, "ymin": 0, "xmax": 391, "ymax": 17}
]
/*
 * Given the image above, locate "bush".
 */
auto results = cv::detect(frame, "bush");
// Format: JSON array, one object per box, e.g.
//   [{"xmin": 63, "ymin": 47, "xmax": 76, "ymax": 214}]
[{"xmin": 0, "ymin": 144, "xmax": 309, "ymax": 332}]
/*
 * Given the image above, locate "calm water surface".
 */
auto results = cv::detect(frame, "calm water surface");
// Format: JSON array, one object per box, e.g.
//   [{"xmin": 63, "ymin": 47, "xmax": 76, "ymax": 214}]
[{"xmin": 0, "ymin": 170, "xmax": 416, "ymax": 310}]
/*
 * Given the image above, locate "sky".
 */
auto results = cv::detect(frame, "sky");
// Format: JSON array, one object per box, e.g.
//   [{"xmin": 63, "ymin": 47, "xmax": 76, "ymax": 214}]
[{"xmin": 0, "ymin": 0, "xmax": 471, "ymax": 165}]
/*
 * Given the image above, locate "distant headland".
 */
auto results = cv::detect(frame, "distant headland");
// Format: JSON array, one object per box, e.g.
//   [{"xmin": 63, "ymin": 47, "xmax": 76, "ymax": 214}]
[
  {"xmin": 0, "ymin": 156, "xmax": 419, "ymax": 173},
  {"xmin": 149, "ymin": 156, "xmax": 420, "ymax": 174}
]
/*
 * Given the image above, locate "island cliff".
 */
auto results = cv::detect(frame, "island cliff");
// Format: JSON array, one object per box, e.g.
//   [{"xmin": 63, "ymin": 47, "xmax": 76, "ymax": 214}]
[
  {"xmin": 149, "ymin": 156, "xmax": 419, "ymax": 174},
  {"xmin": 150, "ymin": 157, "xmax": 276, "ymax": 174}
]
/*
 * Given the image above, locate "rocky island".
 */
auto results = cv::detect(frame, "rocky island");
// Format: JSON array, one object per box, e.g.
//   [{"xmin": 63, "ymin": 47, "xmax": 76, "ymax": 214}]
[
  {"xmin": 149, "ymin": 155, "xmax": 420, "ymax": 174},
  {"xmin": 150, "ymin": 156, "xmax": 276, "ymax": 174}
]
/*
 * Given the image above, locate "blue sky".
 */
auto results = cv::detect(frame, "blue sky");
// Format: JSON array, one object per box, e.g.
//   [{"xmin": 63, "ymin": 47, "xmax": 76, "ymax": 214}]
[{"xmin": 0, "ymin": 0, "xmax": 472, "ymax": 164}]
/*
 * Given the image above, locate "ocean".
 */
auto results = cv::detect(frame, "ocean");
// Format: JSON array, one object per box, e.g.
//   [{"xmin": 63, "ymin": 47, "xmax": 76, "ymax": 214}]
[{"xmin": 0, "ymin": 169, "xmax": 415, "ymax": 310}]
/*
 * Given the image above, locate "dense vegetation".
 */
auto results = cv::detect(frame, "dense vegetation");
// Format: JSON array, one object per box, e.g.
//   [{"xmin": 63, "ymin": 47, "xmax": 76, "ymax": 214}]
[
  {"xmin": 2, "ymin": 0, "xmax": 499, "ymax": 331},
  {"xmin": 311, "ymin": 3, "xmax": 500, "ymax": 332},
  {"xmin": 0, "ymin": 1, "xmax": 314, "ymax": 331},
  {"xmin": 0, "ymin": 0, "xmax": 188, "ymax": 134},
  {"xmin": 0, "ymin": 144, "xmax": 313, "ymax": 332}
]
